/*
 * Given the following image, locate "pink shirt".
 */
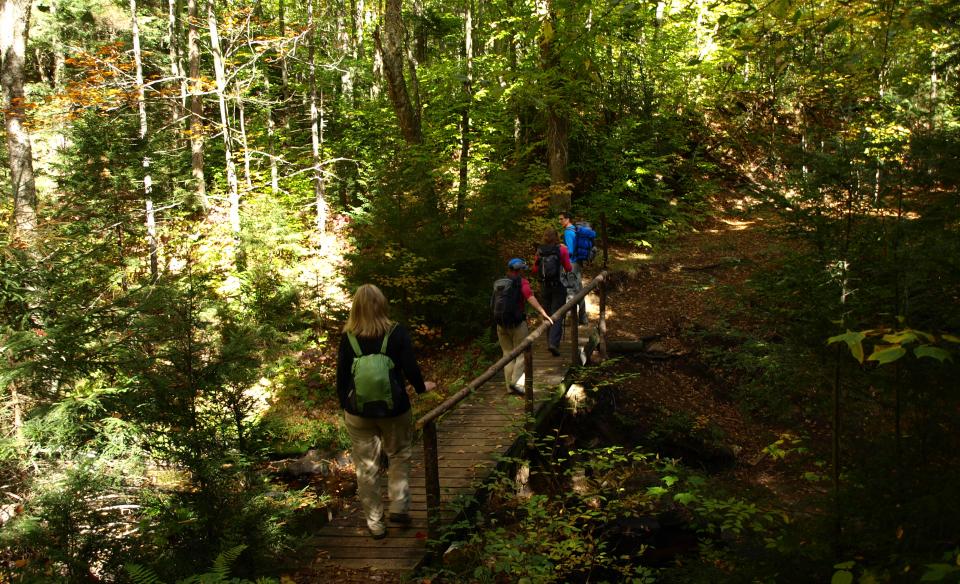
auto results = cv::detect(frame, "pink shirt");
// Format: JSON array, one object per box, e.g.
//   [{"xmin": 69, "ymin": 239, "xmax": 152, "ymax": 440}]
[
  {"xmin": 532, "ymin": 244, "xmax": 573, "ymax": 275},
  {"xmin": 519, "ymin": 277, "xmax": 533, "ymax": 302}
]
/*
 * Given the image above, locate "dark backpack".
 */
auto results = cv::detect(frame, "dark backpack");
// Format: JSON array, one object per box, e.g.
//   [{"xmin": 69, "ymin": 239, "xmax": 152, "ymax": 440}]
[
  {"xmin": 573, "ymin": 222, "xmax": 598, "ymax": 264},
  {"xmin": 346, "ymin": 324, "xmax": 397, "ymax": 414},
  {"xmin": 491, "ymin": 276, "xmax": 525, "ymax": 327},
  {"xmin": 537, "ymin": 244, "xmax": 563, "ymax": 287}
]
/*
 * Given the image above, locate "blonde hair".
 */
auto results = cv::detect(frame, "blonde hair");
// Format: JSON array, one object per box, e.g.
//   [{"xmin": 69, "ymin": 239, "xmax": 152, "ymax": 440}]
[
  {"xmin": 543, "ymin": 227, "xmax": 560, "ymax": 245},
  {"xmin": 344, "ymin": 284, "xmax": 394, "ymax": 337}
]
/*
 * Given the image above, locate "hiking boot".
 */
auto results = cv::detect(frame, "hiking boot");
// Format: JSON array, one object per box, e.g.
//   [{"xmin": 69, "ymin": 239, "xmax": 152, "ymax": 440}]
[
  {"xmin": 548, "ymin": 345, "xmax": 560, "ymax": 357},
  {"xmin": 389, "ymin": 512, "xmax": 412, "ymax": 525},
  {"xmin": 368, "ymin": 523, "xmax": 386, "ymax": 539},
  {"xmin": 508, "ymin": 384, "xmax": 525, "ymax": 396}
]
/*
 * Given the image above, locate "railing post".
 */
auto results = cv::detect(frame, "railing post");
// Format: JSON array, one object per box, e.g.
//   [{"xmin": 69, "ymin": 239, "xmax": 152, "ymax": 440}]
[
  {"xmin": 524, "ymin": 345, "xmax": 534, "ymax": 444},
  {"xmin": 422, "ymin": 420, "xmax": 442, "ymax": 551},
  {"xmin": 570, "ymin": 304, "xmax": 580, "ymax": 365},
  {"xmin": 599, "ymin": 278, "xmax": 608, "ymax": 361}
]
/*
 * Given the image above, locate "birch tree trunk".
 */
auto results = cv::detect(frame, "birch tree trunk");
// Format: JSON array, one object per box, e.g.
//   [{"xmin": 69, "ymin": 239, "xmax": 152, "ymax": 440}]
[
  {"xmin": 208, "ymin": 0, "xmax": 241, "ymax": 237},
  {"xmin": 307, "ymin": 0, "xmax": 327, "ymax": 234},
  {"xmin": 375, "ymin": 0, "xmax": 421, "ymax": 144},
  {"xmin": 187, "ymin": 0, "xmax": 207, "ymax": 208},
  {"xmin": 167, "ymin": 0, "xmax": 185, "ymax": 129},
  {"xmin": 264, "ymin": 71, "xmax": 279, "ymax": 195},
  {"xmin": 131, "ymin": 0, "xmax": 159, "ymax": 281},
  {"xmin": 457, "ymin": 0, "xmax": 473, "ymax": 222},
  {"xmin": 1, "ymin": 0, "xmax": 38, "ymax": 244},
  {"xmin": 238, "ymin": 86, "xmax": 253, "ymax": 191}
]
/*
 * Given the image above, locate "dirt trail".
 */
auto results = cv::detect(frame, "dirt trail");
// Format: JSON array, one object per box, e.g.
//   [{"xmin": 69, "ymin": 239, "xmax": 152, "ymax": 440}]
[{"xmin": 592, "ymin": 210, "xmax": 811, "ymax": 493}]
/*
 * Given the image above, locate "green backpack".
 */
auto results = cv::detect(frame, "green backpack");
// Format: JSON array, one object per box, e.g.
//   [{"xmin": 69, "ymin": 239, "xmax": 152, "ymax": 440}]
[{"xmin": 347, "ymin": 324, "xmax": 397, "ymax": 412}]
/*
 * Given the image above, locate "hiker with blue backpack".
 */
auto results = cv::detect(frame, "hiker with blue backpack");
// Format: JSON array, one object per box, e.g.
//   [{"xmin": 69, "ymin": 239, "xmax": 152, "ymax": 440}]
[
  {"xmin": 559, "ymin": 211, "xmax": 597, "ymax": 325},
  {"xmin": 336, "ymin": 284, "xmax": 436, "ymax": 539},
  {"xmin": 491, "ymin": 259, "xmax": 554, "ymax": 395},
  {"xmin": 533, "ymin": 227, "xmax": 573, "ymax": 356}
]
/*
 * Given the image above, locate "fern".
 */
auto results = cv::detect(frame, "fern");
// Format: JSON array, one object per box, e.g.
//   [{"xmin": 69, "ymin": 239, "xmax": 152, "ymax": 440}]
[
  {"xmin": 125, "ymin": 544, "xmax": 277, "ymax": 584},
  {"xmin": 125, "ymin": 563, "xmax": 165, "ymax": 584},
  {"xmin": 210, "ymin": 544, "xmax": 248, "ymax": 581}
]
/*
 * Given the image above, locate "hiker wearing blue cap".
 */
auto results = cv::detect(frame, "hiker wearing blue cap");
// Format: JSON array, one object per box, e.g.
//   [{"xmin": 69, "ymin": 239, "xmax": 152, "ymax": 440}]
[{"xmin": 491, "ymin": 258, "xmax": 553, "ymax": 395}]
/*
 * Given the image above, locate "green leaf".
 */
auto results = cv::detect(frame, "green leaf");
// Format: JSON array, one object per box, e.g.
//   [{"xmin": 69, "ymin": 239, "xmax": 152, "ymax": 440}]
[
  {"xmin": 942, "ymin": 334, "xmax": 960, "ymax": 344},
  {"xmin": 920, "ymin": 563, "xmax": 955, "ymax": 581},
  {"xmin": 883, "ymin": 330, "xmax": 918, "ymax": 344},
  {"xmin": 674, "ymin": 492, "xmax": 697, "ymax": 505},
  {"xmin": 828, "ymin": 330, "xmax": 866, "ymax": 363},
  {"xmin": 914, "ymin": 346, "xmax": 952, "ymax": 363},
  {"xmin": 647, "ymin": 486, "xmax": 668, "ymax": 497},
  {"xmin": 834, "ymin": 561, "xmax": 856, "ymax": 570},
  {"xmin": 832, "ymin": 570, "xmax": 854, "ymax": 584},
  {"xmin": 867, "ymin": 345, "xmax": 907, "ymax": 365}
]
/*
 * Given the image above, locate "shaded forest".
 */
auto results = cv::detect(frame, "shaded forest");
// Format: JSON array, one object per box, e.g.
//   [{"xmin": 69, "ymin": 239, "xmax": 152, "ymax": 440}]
[{"xmin": 1, "ymin": 0, "xmax": 958, "ymax": 581}]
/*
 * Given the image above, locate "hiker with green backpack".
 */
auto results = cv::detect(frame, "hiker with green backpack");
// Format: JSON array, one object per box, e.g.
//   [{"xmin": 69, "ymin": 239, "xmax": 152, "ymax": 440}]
[{"xmin": 336, "ymin": 284, "xmax": 435, "ymax": 539}]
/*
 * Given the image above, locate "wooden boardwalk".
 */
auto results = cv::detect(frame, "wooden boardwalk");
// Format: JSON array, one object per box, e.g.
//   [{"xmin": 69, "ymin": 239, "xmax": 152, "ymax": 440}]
[{"xmin": 309, "ymin": 322, "xmax": 596, "ymax": 573}]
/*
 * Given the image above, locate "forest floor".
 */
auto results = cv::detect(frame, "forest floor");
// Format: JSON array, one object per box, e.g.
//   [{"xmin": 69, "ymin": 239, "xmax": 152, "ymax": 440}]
[{"xmin": 290, "ymin": 203, "xmax": 827, "ymax": 582}]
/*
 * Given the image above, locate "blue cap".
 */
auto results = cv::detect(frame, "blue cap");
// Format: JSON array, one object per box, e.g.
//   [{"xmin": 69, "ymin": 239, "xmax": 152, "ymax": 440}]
[{"xmin": 507, "ymin": 258, "xmax": 528, "ymax": 270}]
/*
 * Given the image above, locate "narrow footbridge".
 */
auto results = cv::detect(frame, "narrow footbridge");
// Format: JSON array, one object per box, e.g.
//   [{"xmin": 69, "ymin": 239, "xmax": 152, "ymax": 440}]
[{"xmin": 309, "ymin": 270, "xmax": 610, "ymax": 574}]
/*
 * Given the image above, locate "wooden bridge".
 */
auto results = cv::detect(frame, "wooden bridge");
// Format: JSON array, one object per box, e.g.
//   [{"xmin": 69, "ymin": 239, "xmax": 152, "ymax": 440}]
[{"xmin": 309, "ymin": 271, "xmax": 610, "ymax": 574}]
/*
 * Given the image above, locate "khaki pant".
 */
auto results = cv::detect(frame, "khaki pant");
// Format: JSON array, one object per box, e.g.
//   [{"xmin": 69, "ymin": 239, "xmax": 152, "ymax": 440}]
[
  {"xmin": 343, "ymin": 410, "xmax": 413, "ymax": 533},
  {"xmin": 497, "ymin": 321, "xmax": 529, "ymax": 389}
]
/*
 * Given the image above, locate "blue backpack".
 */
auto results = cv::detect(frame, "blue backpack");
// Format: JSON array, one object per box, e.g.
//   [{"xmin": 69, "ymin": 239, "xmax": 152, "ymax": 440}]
[{"xmin": 573, "ymin": 222, "xmax": 598, "ymax": 264}]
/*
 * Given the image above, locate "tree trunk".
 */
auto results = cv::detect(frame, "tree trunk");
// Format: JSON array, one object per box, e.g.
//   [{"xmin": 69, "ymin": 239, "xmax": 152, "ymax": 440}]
[
  {"xmin": 208, "ymin": 0, "xmax": 241, "ymax": 237},
  {"xmin": 131, "ymin": 0, "xmax": 159, "ymax": 282},
  {"xmin": 167, "ymin": 0, "xmax": 185, "ymax": 130},
  {"xmin": 1, "ymin": 0, "xmax": 38, "ymax": 244},
  {"xmin": 537, "ymin": 0, "xmax": 569, "ymax": 189},
  {"xmin": 336, "ymin": 2, "xmax": 354, "ymax": 102},
  {"xmin": 375, "ymin": 0, "xmax": 421, "ymax": 144},
  {"xmin": 457, "ymin": 0, "xmax": 473, "ymax": 222},
  {"xmin": 263, "ymin": 67, "xmax": 279, "ymax": 195},
  {"xmin": 413, "ymin": 0, "xmax": 426, "ymax": 64},
  {"xmin": 307, "ymin": 0, "xmax": 327, "ymax": 235},
  {"xmin": 238, "ymin": 87, "xmax": 253, "ymax": 191},
  {"xmin": 187, "ymin": 0, "xmax": 207, "ymax": 209}
]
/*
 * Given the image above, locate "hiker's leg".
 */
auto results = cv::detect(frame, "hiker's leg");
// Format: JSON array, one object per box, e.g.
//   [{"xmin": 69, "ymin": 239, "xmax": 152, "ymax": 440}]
[
  {"xmin": 509, "ymin": 322, "xmax": 529, "ymax": 387},
  {"xmin": 343, "ymin": 412, "xmax": 385, "ymax": 533},
  {"xmin": 497, "ymin": 325, "xmax": 515, "ymax": 389},
  {"xmin": 572, "ymin": 262, "xmax": 588, "ymax": 323},
  {"xmin": 380, "ymin": 410, "xmax": 414, "ymax": 515},
  {"xmin": 547, "ymin": 286, "xmax": 565, "ymax": 348}
]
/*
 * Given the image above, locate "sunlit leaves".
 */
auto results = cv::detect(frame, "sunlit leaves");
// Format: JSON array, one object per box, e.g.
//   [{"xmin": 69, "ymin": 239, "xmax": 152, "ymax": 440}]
[
  {"xmin": 828, "ymin": 330, "xmax": 866, "ymax": 363},
  {"xmin": 829, "ymin": 326, "xmax": 955, "ymax": 367}
]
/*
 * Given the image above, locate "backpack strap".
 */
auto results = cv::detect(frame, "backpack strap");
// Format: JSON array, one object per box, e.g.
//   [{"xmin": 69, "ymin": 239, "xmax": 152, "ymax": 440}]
[
  {"xmin": 347, "ymin": 323, "xmax": 397, "ymax": 358},
  {"xmin": 379, "ymin": 323, "xmax": 397, "ymax": 354},
  {"xmin": 347, "ymin": 333, "xmax": 363, "ymax": 358}
]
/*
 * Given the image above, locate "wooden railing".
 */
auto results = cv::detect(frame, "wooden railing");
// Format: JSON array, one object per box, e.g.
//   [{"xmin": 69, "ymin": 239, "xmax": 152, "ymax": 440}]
[{"xmin": 415, "ymin": 269, "xmax": 609, "ymax": 544}]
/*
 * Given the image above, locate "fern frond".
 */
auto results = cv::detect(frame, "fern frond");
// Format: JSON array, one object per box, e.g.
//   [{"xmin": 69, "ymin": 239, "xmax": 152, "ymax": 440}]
[
  {"xmin": 211, "ymin": 544, "xmax": 248, "ymax": 579},
  {"xmin": 125, "ymin": 563, "xmax": 166, "ymax": 584}
]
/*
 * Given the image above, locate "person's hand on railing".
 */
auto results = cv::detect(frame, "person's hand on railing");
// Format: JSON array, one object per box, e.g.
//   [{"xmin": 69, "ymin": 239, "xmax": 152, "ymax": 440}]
[{"xmin": 541, "ymin": 311, "xmax": 554, "ymax": 325}]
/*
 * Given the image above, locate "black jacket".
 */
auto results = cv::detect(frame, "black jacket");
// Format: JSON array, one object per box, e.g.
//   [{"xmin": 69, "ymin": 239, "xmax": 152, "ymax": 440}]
[{"xmin": 335, "ymin": 323, "xmax": 427, "ymax": 417}]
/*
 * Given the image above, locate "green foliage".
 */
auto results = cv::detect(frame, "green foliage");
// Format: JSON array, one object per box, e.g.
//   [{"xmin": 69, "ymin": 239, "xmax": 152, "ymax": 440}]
[
  {"xmin": 127, "ymin": 544, "xmax": 279, "ymax": 584},
  {"xmin": 423, "ymin": 446, "xmax": 668, "ymax": 583}
]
